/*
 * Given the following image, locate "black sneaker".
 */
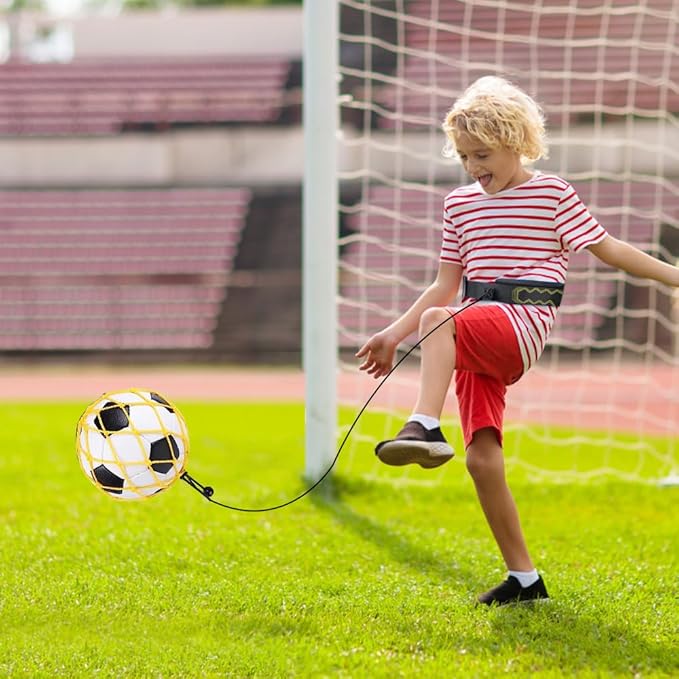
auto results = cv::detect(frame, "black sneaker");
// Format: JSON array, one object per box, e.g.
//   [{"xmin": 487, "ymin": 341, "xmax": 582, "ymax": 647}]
[
  {"xmin": 375, "ymin": 421, "xmax": 454, "ymax": 469},
  {"xmin": 477, "ymin": 575, "xmax": 549, "ymax": 606}
]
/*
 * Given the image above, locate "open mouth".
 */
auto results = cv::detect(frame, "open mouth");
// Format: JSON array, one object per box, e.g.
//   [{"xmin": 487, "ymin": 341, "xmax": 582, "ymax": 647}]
[{"xmin": 477, "ymin": 174, "xmax": 492, "ymax": 188}]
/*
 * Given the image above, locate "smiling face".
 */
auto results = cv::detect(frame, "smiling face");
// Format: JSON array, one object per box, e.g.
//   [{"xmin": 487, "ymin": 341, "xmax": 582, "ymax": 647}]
[{"xmin": 454, "ymin": 131, "xmax": 532, "ymax": 194}]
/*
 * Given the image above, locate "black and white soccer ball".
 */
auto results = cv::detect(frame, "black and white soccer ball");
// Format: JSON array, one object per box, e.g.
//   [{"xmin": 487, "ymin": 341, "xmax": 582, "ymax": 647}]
[{"xmin": 76, "ymin": 389, "xmax": 189, "ymax": 500}]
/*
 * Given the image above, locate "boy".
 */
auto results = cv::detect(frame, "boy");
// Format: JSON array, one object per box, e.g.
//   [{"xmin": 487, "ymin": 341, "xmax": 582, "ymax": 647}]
[{"xmin": 355, "ymin": 76, "xmax": 679, "ymax": 605}]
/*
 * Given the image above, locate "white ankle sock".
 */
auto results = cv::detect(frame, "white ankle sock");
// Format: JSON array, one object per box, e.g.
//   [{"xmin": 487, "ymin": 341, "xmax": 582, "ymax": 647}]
[
  {"xmin": 508, "ymin": 569, "xmax": 539, "ymax": 588},
  {"xmin": 407, "ymin": 414, "xmax": 440, "ymax": 431}
]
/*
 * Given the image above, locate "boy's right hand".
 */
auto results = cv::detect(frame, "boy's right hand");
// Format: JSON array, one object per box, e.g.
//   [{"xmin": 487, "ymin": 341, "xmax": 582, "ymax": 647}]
[{"xmin": 356, "ymin": 330, "xmax": 399, "ymax": 379}]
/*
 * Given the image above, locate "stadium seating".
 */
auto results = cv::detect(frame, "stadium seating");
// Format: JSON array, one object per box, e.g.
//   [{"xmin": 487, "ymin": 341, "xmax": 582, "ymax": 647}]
[
  {"xmin": 372, "ymin": 1, "xmax": 679, "ymax": 128},
  {"xmin": 0, "ymin": 188, "xmax": 251, "ymax": 349},
  {"xmin": 339, "ymin": 181, "xmax": 678, "ymax": 348},
  {"xmin": 0, "ymin": 57, "xmax": 291, "ymax": 135}
]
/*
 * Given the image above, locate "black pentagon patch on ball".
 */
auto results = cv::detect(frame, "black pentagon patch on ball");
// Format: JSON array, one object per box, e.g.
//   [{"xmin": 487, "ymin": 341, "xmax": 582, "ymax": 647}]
[
  {"xmin": 95, "ymin": 401, "xmax": 130, "ymax": 435},
  {"xmin": 92, "ymin": 464, "xmax": 124, "ymax": 494},
  {"xmin": 150, "ymin": 392, "xmax": 174, "ymax": 413},
  {"xmin": 149, "ymin": 435, "xmax": 180, "ymax": 474}
]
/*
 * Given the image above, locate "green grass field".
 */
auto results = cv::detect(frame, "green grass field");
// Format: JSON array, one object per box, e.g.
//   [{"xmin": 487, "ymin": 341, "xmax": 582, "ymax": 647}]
[{"xmin": 0, "ymin": 400, "xmax": 676, "ymax": 678}]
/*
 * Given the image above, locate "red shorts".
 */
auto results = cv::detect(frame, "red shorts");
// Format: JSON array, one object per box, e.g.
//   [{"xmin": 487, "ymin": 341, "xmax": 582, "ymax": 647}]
[{"xmin": 449, "ymin": 304, "xmax": 524, "ymax": 449}]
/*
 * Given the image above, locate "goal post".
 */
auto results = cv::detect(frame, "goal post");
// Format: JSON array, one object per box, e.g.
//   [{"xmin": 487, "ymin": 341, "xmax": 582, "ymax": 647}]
[{"xmin": 302, "ymin": 0, "xmax": 339, "ymax": 482}]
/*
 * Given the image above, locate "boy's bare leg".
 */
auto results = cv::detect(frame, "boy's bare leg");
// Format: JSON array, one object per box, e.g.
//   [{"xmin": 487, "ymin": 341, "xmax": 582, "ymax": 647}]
[
  {"xmin": 466, "ymin": 427, "xmax": 534, "ymax": 571},
  {"xmin": 374, "ymin": 307, "xmax": 456, "ymax": 468},
  {"xmin": 412, "ymin": 307, "xmax": 456, "ymax": 418}
]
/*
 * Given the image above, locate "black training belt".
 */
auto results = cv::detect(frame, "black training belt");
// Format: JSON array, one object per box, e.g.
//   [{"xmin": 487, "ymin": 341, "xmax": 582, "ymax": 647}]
[{"xmin": 463, "ymin": 277, "xmax": 565, "ymax": 307}]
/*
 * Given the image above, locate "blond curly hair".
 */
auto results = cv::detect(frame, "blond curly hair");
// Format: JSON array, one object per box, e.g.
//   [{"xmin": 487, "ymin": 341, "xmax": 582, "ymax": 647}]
[{"xmin": 442, "ymin": 76, "xmax": 549, "ymax": 163}]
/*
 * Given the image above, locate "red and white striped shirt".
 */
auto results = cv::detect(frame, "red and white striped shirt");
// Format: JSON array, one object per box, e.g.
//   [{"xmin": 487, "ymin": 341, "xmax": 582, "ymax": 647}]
[{"xmin": 440, "ymin": 172, "xmax": 608, "ymax": 372}]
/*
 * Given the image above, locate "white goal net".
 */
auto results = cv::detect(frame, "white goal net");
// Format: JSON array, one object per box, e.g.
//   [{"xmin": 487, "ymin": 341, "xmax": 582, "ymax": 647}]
[{"xmin": 336, "ymin": 0, "xmax": 679, "ymax": 483}]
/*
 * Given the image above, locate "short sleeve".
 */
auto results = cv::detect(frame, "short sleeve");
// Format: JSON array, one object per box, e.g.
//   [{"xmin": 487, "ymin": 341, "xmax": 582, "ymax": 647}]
[
  {"xmin": 440, "ymin": 204, "xmax": 462, "ymax": 264},
  {"xmin": 555, "ymin": 184, "xmax": 608, "ymax": 252}
]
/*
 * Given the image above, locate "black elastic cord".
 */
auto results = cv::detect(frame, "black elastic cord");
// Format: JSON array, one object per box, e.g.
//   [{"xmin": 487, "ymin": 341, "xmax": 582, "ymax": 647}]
[{"xmin": 181, "ymin": 293, "xmax": 490, "ymax": 512}]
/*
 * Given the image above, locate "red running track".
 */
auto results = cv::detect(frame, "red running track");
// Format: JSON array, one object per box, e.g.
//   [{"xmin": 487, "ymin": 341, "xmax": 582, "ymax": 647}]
[{"xmin": 1, "ymin": 360, "xmax": 677, "ymax": 437}]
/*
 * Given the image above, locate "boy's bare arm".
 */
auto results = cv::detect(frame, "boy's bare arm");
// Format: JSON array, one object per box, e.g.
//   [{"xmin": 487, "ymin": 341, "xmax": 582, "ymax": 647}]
[
  {"xmin": 588, "ymin": 235, "xmax": 679, "ymax": 287},
  {"xmin": 356, "ymin": 262, "xmax": 462, "ymax": 377},
  {"xmin": 384, "ymin": 261, "xmax": 463, "ymax": 342}
]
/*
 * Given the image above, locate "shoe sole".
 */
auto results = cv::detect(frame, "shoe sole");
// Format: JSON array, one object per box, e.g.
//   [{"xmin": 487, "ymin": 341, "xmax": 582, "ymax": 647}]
[
  {"xmin": 477, "ymin": 596, "xmax": 551, "ymax": 607},
  {"xmin": 376, "ymin": 440, "xmax": 454, "ymax": 469}
]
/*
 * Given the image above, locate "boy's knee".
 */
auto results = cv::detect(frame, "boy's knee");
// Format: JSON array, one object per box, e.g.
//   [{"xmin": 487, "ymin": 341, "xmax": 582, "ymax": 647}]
[
  {"xmin": 465, "ymin": 428, "xmax": 503, "ymax": 479},
  {"xmin": 419, "ymin": 306, "xmax": 454, "ymax": 336},
  {"xmin": 466, "ymin": 451, "xmax": 490, "ymax": 480}
]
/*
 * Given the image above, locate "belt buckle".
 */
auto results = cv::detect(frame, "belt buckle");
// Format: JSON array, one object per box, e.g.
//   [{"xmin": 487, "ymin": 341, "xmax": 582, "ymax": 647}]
[{"xmin": 510, "ymin": 285, "xmax": 561, "ymax": 306}]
